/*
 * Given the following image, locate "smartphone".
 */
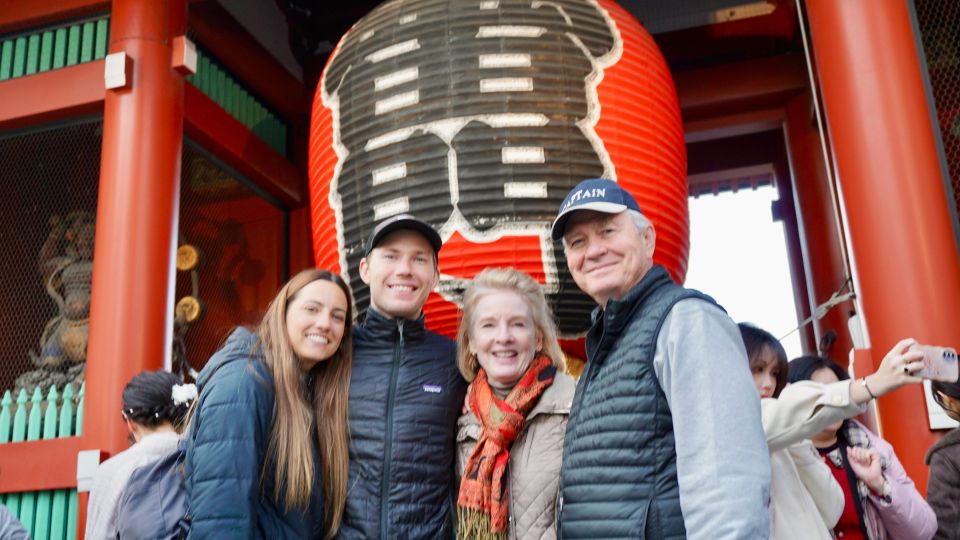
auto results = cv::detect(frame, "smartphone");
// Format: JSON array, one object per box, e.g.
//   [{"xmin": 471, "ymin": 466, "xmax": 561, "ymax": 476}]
[{"xmin": 910, "ymin": 344, "xmax": 959, "ymax": 382}]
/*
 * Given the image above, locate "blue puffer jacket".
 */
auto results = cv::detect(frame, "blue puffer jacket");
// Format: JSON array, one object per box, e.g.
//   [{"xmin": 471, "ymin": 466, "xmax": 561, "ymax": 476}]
[
  {"xmin": 185, "ymin": 327, "xmax": 325, "ymax": 539},
  {"xmin": 337, "ymin": 308, "xmax": 466, "ymax": 540}
]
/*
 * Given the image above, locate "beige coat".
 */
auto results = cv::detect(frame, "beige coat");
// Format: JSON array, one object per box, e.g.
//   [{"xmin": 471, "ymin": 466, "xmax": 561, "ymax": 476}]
[
  {"xmin": 456, "ymin": 372, "xmax": 575, "ymax": 540},
  {"xmin": 762, "ymin": 380, "xmax": 864, "ymax": 540}
]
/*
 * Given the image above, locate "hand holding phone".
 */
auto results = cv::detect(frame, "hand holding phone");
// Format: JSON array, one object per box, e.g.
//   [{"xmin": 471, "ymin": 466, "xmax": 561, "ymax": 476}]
[{"xmin": 909, "ymin": 344, "xmax": 959, "ymax": 382}]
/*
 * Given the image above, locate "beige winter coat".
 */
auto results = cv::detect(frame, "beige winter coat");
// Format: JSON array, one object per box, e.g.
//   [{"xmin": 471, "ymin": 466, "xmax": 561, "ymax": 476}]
[
  {"xmin": 456, "ymin": 371, "xmax": 575, "ymax": 540},
  {"xmin": 762, "ymin": 380, "xmax": 864, "ymax": 539}
]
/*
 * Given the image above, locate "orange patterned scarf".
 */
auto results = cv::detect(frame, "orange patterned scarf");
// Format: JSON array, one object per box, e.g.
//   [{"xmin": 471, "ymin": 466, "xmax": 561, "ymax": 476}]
[{"xmin": 457, "ymin": 355, "xmax": 556, "ymax": 540}]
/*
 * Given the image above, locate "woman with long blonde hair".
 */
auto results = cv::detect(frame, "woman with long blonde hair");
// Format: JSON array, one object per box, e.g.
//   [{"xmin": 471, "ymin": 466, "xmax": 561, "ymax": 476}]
[
  {"xmin": 455, "ymin": 267, "xmax": 574, "ymax": 540},
  {"xmin": 185, "ymin": 269, "xmax": 353, "ymax": 539}
]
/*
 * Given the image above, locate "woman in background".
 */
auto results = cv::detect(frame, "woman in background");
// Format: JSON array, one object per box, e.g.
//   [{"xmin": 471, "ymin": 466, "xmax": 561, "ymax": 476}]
[
  {"xmin": 455, "ymin": 267, "xmax": 574, "ymax": 540},
  {"xmin": 740, "ymin": 326, "xmax": 933, "ymax": 539},
  {"xmin": 85, "ymin": 370, "xmax": 195, "ymax": 540},
  {"xmin": 789, "ymin": 343, "xmax": 937, "ymax": 540},
  {"xmin": 925, "ymin": 378, "xmax": 960, "ymax": 540}
]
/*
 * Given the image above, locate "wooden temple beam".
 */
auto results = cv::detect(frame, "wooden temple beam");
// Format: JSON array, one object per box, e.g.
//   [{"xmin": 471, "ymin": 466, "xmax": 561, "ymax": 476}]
[
  {"xmin": 684, "ymin": 107, "xmax": 785, "ymax": 143},
  {"xmin": 84, "ymin": 0, "xmax": 187, "ymax": 459},
  {"xmin": 678, "ymin": 54, "xmax": 806, "ymax": 143},
  {"xmin": 806, "ymin": 0, "xmax": 960, "ymax": 488},
  {"xmin": 675, "ymin": 53, "xmax": 807, "ymax": 121},
  {"xmin": 0, "ymin": 60, "xmax": 104, "ymax": 130},
  {"xmin": 184, "ymin": 84, "xmax": 304, "ymax": 208},
  {"xmin": 0, "ymin": 1, "xmax": 108, "ymax": 34},
  {"xmin": 0, "ymin": 438, "xmax": 84, "ymax": 493},
  {"xmin": 187, "ymin": 1, "xmax": 307, "ymax": 124}
]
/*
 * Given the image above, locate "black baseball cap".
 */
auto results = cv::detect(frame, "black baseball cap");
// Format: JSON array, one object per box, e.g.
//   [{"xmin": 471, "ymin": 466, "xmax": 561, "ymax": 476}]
[{"xmin": 363, "ymin": 214, "xmax": 443, "ymax": 256}]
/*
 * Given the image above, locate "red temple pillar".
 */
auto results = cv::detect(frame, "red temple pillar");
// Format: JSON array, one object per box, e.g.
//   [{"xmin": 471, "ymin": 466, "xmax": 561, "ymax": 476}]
[
  {"xmin": 805, "ymin": 0, "xmax": 960, "ymax": 488},
  {"xmin": 84, "ymin": 0, "xmax": 186, "ymax": 455},
  {"xmin": 783, "ymin": 93, "xmax": 855, "ymax": 362}
]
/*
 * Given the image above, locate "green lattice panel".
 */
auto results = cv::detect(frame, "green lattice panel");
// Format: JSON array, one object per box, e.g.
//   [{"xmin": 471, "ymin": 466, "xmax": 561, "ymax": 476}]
[
  {"xmin": 186, "ymin": 48, "xmax": 289, "ymax": 156},
  {"xmin": 0, "ymin": 17, "xmax": 109, "ymax": 82}
]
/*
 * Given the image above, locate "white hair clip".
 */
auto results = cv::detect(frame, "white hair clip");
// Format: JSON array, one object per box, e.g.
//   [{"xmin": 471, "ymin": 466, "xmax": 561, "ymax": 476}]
[{"xmin": 171, "ymin": 383, "xmax": 198, "ymax": 406}]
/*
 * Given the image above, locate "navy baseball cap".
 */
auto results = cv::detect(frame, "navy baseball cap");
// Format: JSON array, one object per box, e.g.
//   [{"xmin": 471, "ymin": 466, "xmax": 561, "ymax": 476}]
[
  {"xmin": 551, "ymin": 179, "xmax": 643, "ymax": 240},
  {"xmin": 364, "ymin": 214, "xmax": 443, "ymax": 256}
]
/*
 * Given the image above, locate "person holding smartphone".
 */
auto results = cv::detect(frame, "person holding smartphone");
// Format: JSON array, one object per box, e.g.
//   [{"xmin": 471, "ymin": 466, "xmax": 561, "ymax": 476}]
[{"xmin": 788, "ymin": 339, "xmax": 937, "ymax": 540}]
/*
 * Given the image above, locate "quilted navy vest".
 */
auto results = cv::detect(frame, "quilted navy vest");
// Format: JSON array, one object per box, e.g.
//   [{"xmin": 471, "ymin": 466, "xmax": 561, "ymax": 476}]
[{"xmin": 558, "ymin": 265, "xmax": 715, "ymax": 539}]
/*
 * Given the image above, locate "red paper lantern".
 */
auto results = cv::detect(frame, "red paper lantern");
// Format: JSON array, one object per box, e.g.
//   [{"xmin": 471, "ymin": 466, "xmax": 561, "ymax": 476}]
[{"xmin": 309, "ymin": 0, "xmax": 687, "ymax": 343}]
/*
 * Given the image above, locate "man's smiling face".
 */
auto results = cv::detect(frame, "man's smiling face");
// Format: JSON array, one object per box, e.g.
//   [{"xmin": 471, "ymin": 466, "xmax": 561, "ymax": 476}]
[
  {"xmin": 562, "ymin": 210, "xmax": 656, "ymax": 309},
  {"xmin": 359, "ymin": 229, "xmax": 439, "ymax": 320}
]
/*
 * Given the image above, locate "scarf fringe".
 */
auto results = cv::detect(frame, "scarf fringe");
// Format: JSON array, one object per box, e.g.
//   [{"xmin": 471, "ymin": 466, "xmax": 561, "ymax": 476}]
[{"xmin": 457, "ymin": 507, "xmax": 507, "ymax": 540}]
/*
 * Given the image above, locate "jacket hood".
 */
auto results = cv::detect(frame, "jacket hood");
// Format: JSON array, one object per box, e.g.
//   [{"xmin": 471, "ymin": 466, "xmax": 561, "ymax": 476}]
[
  {"xmin": 196, "ymin": 326, "xmax": 260, "ymax": 389},
  {"xmin": 925, "ymin": 427, "xmax": 960, "ymax": 465}
]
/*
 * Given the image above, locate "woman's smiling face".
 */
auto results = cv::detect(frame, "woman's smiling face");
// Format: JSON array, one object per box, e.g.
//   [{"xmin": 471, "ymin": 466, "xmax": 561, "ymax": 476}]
[
  {"xmin": 286, "ymin": 278, "xmax": 348, "ymax": 371},
  {"xmin": 469, "ymin": 290, "xmax": 542, "ymax": 389}
]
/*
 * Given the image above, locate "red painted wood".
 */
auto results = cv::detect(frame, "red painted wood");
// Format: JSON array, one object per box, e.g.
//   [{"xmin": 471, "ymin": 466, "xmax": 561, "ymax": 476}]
[
  {"xmin": 187, "ymin": 2, "xmax": 306, "ymax": 124},
  {"xmin": 184, "ymin": 85, "xmax": 304, "ymax": 207},
  {"xmin": 0, "ymin": 438, "xmax": 84, "ymax": 493},
  {"xmin": 784, "ymin": 93, "xmax": 855, "ymax": 361},
  {"xmin": 676, "ymin": 54, "xmax": 807, "ymax": 121},
  {"xmin": 0, "ymin": 61, "xmax": 104, "ymax": 130},
  {"xmin": 0, "ymin": 0, "xmax": 108, "ymax": 34},
  {"xmin": 807, "ymin": 0, "xmax": 960, "ymax": 489},
  {"xmin": 83, "ymin": 0, "xmax": 187, "ymax": 460}
]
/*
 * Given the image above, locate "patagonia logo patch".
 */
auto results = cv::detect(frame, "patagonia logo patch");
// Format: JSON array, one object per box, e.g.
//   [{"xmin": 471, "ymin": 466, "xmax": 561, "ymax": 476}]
[{"xmin": 422, "ymin": 384, "xmax": 442, "ymax": 394}]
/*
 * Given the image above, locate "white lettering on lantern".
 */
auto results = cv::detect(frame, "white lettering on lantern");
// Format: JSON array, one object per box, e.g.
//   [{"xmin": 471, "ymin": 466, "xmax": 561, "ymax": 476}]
[
  {"xmin": 365, "ymin": 39, "xmax": 420, "ymax": 63},
  {"xmin": 373, "ymin": 197, "xmax": 410, "ymax": 220},
  {"xmin": 505, "ymin": 182, "xmax": 548, "ymax": 198},
  {"xmin": 375, "ymin": 67, "xmax": 419, "ymax": 91},
  {"xmin": 372, "ymin": 163, "xmax": 407, "ymax": 186},
  {"xmin": 476, "ymin": 26, "xmax": 546, "ymax": 38}
]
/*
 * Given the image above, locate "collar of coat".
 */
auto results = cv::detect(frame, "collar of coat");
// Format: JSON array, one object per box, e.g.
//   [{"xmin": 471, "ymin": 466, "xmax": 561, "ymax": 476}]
[{"xmin": 361, "ymin": 306, "xmax": 427, "ymax": 342}]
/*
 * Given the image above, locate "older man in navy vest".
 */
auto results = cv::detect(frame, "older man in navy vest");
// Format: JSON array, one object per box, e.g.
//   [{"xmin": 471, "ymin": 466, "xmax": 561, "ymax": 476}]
[{"xmin": 553, "ymin": 179, "xmax": 770, "ymax": 539}]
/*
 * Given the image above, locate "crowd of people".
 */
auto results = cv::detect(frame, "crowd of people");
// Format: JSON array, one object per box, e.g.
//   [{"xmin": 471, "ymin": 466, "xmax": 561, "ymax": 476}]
[{"xmin": 80, "ymin": 178, "xmax": 958, "ymax": 539}]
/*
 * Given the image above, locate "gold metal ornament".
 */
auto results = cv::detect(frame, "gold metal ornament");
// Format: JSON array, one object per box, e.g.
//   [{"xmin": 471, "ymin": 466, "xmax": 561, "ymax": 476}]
[
  {"xmin": 175, "ymin": 296, "xmax": 204, "ymax": 325},
  {"xmin": 176, "ymin": 244, "xmax": 201, "ymax": 272}
]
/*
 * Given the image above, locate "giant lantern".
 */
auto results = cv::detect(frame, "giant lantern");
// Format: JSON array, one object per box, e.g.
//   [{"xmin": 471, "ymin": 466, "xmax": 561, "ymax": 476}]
[{"xmin": 309, "ymin": 0, "xmax": 688, "ymax": 346}]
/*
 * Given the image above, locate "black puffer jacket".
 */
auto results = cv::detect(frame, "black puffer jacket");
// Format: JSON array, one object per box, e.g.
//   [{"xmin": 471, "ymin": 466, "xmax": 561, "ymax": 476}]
[{"xmin": 337, "ymin": 308, "xmax": 466, "ymax": 540}]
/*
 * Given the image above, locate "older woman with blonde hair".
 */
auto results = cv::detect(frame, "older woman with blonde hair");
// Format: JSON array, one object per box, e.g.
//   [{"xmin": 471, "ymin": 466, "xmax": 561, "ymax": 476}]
[
  {"xmin": 456, "ymin": 267, "xmax": 575, "ymax": 540},
  {"xmin": 185, "ymin": 269, "xmax": 353, "ymax": 539}
]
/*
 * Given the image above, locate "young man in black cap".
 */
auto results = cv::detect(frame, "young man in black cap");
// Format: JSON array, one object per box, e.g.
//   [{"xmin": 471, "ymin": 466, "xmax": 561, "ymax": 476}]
[{"xmin": 338, "ymin": 214, "xmax": 467, "ymax": 540}]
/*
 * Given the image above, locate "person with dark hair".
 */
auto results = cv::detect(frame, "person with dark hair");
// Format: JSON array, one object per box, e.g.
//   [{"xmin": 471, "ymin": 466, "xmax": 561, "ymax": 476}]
[
  {"xmin": 739, "ymin": 324, "xmax": 928, "ymax": 539},
  {"xmin": 739, "ymin": 323, "xmax": 843, "ymax": 539},
  {"xmin": 185, "ymin": 269, "xmax": 354, "ymax": 539},
  {"xmin": 85, "ymin": 370, "xmax": 196, "ymax": 540},
  {"xmin": 789, "ymin": 340, "xmax": 937, "ymax": 540},
  {"xmin": 740, "ymin": 323, "xmax": 789, "ymax": 399},
  {"xmin": 925, "ymin": 378, "xmax": 960, "ymax": 539}
]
